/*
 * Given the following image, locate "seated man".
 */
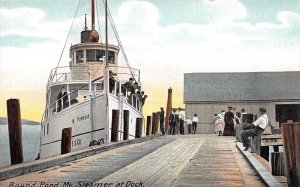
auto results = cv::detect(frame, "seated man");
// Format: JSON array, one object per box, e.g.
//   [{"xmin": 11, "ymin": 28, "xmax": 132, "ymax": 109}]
[{"xmin": 241, "ymin": 107, "xmax": 268, "ymax": 151}]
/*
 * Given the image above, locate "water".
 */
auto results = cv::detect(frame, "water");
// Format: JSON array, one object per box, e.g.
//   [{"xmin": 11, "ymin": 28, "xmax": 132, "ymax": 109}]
[{"xmin": 0, "ymin": 124, "xmax": 40, "ymax": 168}]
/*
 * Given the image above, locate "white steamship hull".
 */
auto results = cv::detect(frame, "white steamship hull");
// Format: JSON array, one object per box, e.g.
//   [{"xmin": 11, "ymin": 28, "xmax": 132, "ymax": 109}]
[{"xmin": 41, "ymin": 94, "xmax": 143, "ymax": 159}]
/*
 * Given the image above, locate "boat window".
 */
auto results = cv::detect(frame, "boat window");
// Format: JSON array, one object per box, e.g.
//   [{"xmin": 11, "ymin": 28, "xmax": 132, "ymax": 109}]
[
  {"xmin": 70, "ymin": 90, "xmax": 79, "ymax": 105},
  {"xmin": 86, "ymin": 49, "xmax": 96, "ymax": 62},
  {"xmin": 94, "ymin": 82, "xmax": 103, "ymax": 90},
  {"xmin": 97, "ymin": 50, "xmax": 104, "ymax": 62},
  {"xmin": 87, "ymin": 49, "xmax": 105, "ymax": 62},
  {"xmin": 47, "ymin": 124, "xmax": 49, "ymax": 135},
  {"xmin": 108, "ymin": 51, "xmax": 115, "ymax": 64},
  {"xmin": 76, "ymin": 50, "xmax": 83, "ymax": 63}
]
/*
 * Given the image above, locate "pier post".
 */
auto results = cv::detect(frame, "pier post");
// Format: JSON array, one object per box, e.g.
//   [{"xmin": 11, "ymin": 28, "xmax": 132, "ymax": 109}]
[
  {"xmin": 152, "ymin": 112, "xmax": 157, "ymax": 134},
  {"xmin": 156, "ymin": 112, "xmax": 160, "ymax": 133},
  {"xmin": 61, "ymin": 128, "xmax": 72, "ymax": 154},
  {"xmin": 123, "ymin": 110, "xmax": 129, "ymax": 140},
  {"xmin": 271, "ymin": 152, "xmax": 285, "ymax": 176},
  {"xmin": 282, "ymin": 122, "xmax": 300, "ymax": 187},
  {"xmin": 135, "ymin": 118, "xmax": 143, "ymax": 138},
  {"xmin": 165, "ymin": 88, "xmax": 172, "ymax": 134},
  {"xmin": 7, "ymin": 99, "xmax": 24, "ymax": 165},
  {"xmin": 111, "ymin": 110, "xmax": 119, "ymax": 142},
  {"xmin": 146, "ymin": 116, "xmax": 151, "ymax": 135}
]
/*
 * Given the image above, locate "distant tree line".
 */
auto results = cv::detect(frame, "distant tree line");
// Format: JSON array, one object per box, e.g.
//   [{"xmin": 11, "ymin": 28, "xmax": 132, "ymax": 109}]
[{"xmin": 0, "ymin": 117, "xmax": 40, "ymax": 125}]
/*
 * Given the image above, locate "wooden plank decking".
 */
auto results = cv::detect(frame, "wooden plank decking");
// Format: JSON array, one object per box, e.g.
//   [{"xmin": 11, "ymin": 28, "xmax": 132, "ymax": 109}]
[{"xmin": 0, "ymin": 135, "xmax": 267, "ymax": 187}]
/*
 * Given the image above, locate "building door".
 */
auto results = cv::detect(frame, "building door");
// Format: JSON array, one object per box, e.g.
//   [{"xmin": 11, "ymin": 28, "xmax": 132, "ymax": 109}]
[{"xmin": 275, "ymin": 104, "xmax": 300, "ymax": 126}]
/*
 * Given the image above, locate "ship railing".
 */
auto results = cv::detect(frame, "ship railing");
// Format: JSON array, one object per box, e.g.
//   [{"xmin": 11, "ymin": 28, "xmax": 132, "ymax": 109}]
[
  {"xmin": 47, "ymin": 64, "xmax": 140, "ymax": 87},
  {"xmin": 47, "ymin": 66, "xmax": 73, "ymax": 85},
  {"xmin": 47, "ymin": 65, "xmax": 92, "ymax": 89},
  {"xmin": 43, "ymin": 77, "xmax": 142, "ymax": 120},
  {"xmin": 44, "ymin": 77, "xmax": 103, "ymax": 119},
  {"xmin": 108, "ymin": 65, "xmax": 141, "ymax": 84},
  {"xmin": 43, "ymin": 65, "xmax": 143, "ymax": 120}
]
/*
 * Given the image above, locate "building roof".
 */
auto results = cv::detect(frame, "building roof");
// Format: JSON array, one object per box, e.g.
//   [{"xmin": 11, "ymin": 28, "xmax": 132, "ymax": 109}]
[{"xmin": 184, "ymin": 71, "xmax": 300, "ymax": 103}]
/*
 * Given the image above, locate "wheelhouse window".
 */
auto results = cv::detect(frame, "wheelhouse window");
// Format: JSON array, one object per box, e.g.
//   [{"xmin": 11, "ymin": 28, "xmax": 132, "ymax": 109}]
[
  {"xmin": 87, "ymin": 49, "xmax": 104, "ymax": 62},
  {"xmin": 76, "ymin": 50, "xmax": 83, "ymax": 63},
  {"xmin": 108, "ymin": 51, "xmax": 115, "ymax": 64}
]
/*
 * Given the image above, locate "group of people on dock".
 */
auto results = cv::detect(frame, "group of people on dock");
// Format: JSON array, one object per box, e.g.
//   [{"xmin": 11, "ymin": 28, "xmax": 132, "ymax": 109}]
[
  {"xmin": 213, "ymin": 106, "xmax": 270, "ymax": 151},
  {"xmin": 158, "ymin": 107, "xmax": 199, "ymax": 135},
  {"xmin": 213, "ymin": 106, "xmax": 246, "ymax": 136},
  {"xmin": 156, "ymin": 105, "xmax": 269, "ymax": 152}
]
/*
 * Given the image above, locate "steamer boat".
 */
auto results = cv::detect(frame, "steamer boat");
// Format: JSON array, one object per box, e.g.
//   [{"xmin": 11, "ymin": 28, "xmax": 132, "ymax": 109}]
[{"xmin": 40, "ymin": 0, "xmax": 144, "ymax": 158}]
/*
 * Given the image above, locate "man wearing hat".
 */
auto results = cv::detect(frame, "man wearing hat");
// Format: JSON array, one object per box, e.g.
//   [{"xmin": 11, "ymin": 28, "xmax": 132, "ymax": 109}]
[{"xmin": 241, "ymin": 107, "xmax": 269, "ymax": 151}]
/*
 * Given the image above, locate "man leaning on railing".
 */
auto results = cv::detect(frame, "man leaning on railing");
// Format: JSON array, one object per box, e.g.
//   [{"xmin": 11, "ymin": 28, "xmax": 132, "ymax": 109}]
[{"xmin": 57, "ymin": 86, "xmax": 69, "ymax": 112}]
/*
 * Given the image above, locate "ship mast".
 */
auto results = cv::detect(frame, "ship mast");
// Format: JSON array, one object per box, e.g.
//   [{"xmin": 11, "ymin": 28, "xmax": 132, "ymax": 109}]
[
  {"xmin": 92, "ymin": 0, "xmax": 95, "ymax": 30},
  {"xmin": 104, "ymin": 0, "xmax": 110, "ymax": 142},
  {"xmin": 89, "ymin": 0, "xmax": 99, "ymax": 43}
]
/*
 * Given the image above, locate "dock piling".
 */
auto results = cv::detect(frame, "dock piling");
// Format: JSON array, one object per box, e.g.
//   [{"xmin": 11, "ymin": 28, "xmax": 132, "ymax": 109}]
[
  {"xmin": 165, "ymin": 88, "xmax": 172, "ymax": 134},
  {"xmin": 151, "ymin": 113, "xmax": 156, "ymax": 134},
  {"xmin": 111, "ymin": 110, "xmax": 119, "ymax": 142},
  {"xmin": 135, "ymin": 118, "xmax": 143, "ymax": 138},
  {"xmin": 7, "ymin": 99, "xmax": 24, "ymax": 165},
  {"xmin": 282, "ymin": 122, "xmax": 300, "ymax": 187},
  {"xmin": 146, "ymin": 116, "xmax": 151, "ymax": 135},
  {"xmin": 123, "ymin": 110, "xmax": 129, "ymax": 140}
]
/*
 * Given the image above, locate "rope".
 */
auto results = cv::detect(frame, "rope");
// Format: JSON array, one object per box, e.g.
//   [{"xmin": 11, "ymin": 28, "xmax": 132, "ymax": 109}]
[{"xmin": 54, "ymin": 0, "xmax": 82, "ymax": 74}]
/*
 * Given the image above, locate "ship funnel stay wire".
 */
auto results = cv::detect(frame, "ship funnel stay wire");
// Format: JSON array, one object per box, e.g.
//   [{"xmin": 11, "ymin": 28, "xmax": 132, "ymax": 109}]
[
  {"xmin": 53, "ymin": 0, "xmax": 82, "ymax": 76},
  {"xmin": 102, "ymin": 0, "xmax": 137, "ymax": 83}
]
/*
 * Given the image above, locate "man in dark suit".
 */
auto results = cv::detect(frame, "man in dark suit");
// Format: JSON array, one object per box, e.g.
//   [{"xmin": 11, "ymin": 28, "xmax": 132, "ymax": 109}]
[
  {"xmin": 160, "ymin": 107, "xmax": 165, "ymax": 135},
  {"xmin": 169, "ymin": 109, "xmax": 177, "ymax": 135},
  {"xmin": 57, "ymin": 86, "xmax": 68, "ymax": 112}
]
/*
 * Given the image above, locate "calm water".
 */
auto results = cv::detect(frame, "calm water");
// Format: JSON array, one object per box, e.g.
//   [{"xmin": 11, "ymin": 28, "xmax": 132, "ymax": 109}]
[{"xmin": 0, "ymin": 124, "xmax": 40, "ymax": 168}]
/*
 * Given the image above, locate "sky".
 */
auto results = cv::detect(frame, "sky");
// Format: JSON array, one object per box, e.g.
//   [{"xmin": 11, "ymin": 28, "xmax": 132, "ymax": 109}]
[{"xmin": 0, "ymin": 0, "xmax": 300, "ymax": 121}]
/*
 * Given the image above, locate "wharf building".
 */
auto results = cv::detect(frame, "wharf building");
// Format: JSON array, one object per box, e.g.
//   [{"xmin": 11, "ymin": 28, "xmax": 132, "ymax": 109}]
[{"xmin": 184, "ymin": 71, "xmax": 300, "ymax": 134}]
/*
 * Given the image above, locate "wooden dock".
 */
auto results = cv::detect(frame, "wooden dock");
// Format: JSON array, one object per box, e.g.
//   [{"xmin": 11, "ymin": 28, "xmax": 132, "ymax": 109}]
[{"xmin": 0, "ymin": 135, "xmax": 279, "ymax": 187}]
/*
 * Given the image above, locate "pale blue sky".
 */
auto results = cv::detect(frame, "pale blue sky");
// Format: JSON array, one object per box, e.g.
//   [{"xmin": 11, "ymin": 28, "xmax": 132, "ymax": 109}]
[{"xmin": 0, "ymin": 0, "xmax": 300, "ymax": 91}]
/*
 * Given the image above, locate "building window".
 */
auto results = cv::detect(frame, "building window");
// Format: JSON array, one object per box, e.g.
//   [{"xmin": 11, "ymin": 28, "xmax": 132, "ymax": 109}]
[
  {"xmin": 76, "ymin": 50, "xmax": 83, "ymax": 63},
  {"xmin": 43, "ymin": 125, "xmax": 45, "ymax": 136}
]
